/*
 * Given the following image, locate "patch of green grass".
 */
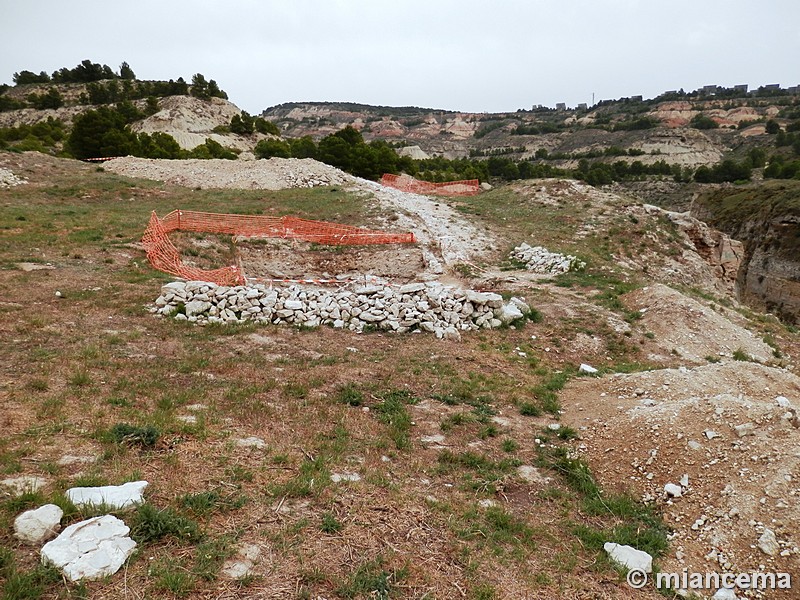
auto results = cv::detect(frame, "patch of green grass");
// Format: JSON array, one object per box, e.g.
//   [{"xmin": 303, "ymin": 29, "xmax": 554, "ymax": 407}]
[
  {"xmin": 555, "ymin": 426, "xmax": 579, "ymax": 441},
  {"xmin": 180, "ymin": 490, "xmax": 246, "ymax": 517},
  {"xmin": 150, "ymin": 557, "xmax": 195, "ymax": 597},
  {"xmin": 542, "ymin": 447, "xmax": 670, "ymax": 559},
  {"xmin": 436, "ymin": 450, "xmax": 520, "ymax": 494},
  {"xmin": 501, "ymin": 438, "xmax": 520, "ymax": 453},
  {"xmin": 518, "ymin": 401, "xmax": 542, "ymax": 417},
  {"xmin": 452, "ymin": 505, "xmax": 537, "ymax": 557},
  {"xmin": 529, "ymin": 370, "xmax": 572, "ymax": 415},
  {"xmin": 193, "ymin": 536, "xmax": 235, "ymax": 581},
  {"xmin": 283, "ymin": 381, "xmax": 308, "ymax": 399},
  {"xmin": 336, "ymin": 556, "xmax": 408, "ymax": 599},
  {"xmin": 0, "ymin": 562, "xmax": 61, "ymax": 600},
  {"xmin": 335, "ymin": 383, "xmax": 364, "ymax": 407},
  {"xmin": 25, "ymin": 378, "xmax": 49, "ymax": 392},
  {"xmin": 732, "ymin": 348, "xmax": 752, "ymax": 362},
  {"xmin": 68, "ymin": 368, "xmax": 92, "ymax": 388},
  {"xmin": 265, "ymin": 456, "xmax": 330, "ymax": 499},
  {"xmin": 320, "ymin": 511, "xmax": 344, "ymax": 534},
  {"xmin": 107, "ymin": 423, "xmax": 160, "ymax": 448},
  {"xmin": 374, "ymin": 389, "xmax": 418, "ymax": 450},
  {"xmin": 129, "ymin": 504, "xmax": 201, "ymax": 544}
]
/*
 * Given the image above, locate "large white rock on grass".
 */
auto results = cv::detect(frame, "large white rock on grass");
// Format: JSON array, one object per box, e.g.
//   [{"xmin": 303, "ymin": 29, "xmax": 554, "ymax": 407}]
[
  {"xmin": 66, "ymin": 481, "xmax": 148, "ymax": 510},
  {"xmin": 495, "ymin": 303, "xmax": 524, "ymax": 324},
  {"xmin": 41, "ymin": 515, "xmax": 136, "ymax": 582},
  {"xmin": 603, "ymin": 542, "xmax": 653, "ymax": 573},
  {"xmin": 14, "ymin": 504, "xmax": 63, "ymax": 544}
]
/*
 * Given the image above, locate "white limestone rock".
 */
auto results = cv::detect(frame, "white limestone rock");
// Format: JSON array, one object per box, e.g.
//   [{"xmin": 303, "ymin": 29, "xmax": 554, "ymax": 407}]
[
  {"xmin": 496, "ymin": 303, "xmax": 524, "ymax": 324},
  {"xmin": 0, "ymin": 476, "xmax": 47, "ymax": 496},
  {"xmin": 184, "ymin": 300, "xmax": 211, "ymax": 317},
  {"xmin": 758, "ymin": 528, "xmax": 779, "ymax": 556},
  {"xmin": 235, "ymin": 436, "xmax": 267, "ymax": 449},
  {"xmin": 14, "ymin": 504, "xmax": 63, "ymax": 544},
  {"xmin": 66, "ymin": 481, "xmax": 148, "ymax": 510},
  {"xmin": 284, "ymin": 299, "xmax": 304, "ymax": 310},
  {"xmin": 330, "ymin": 472, "xmax": 361, "ymax": 483},
  {"xmin": 603, "ymin": 542, "xmax": 653, "ymax": 573},
  {"xmin": 41, "ymin": 515, "xmax": 136, "ymax": 582},
  {"xmin": 221, "ymin": 542, "xmax": 261, "ymax": 580}
]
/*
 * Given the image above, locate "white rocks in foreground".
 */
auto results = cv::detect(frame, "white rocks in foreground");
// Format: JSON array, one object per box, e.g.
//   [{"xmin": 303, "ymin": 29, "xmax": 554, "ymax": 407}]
[
  {"xmin": 14, "ymin": 504, "xmax": 63, "ymax": 544},
  {"xmin": 41, "ymin": 515, "xmax": 136, "ymax": 582},
  {"xmin": 152, "ymin": 280, "xmax": 533, "ymax": 339},
  {"xmin": 66, "ymin": 481, "xmax": 148, "ymax": 510},
  {"xmin": 603, "ymin": 542, "xmax": 653, "ymax": 573},
  {"xmin": 510, "ymin": 243, "xmax": 586, "ymax": 274},
  {"xmin": 758, "ymin": 528, "xmax": 780, "ymax": 556}
]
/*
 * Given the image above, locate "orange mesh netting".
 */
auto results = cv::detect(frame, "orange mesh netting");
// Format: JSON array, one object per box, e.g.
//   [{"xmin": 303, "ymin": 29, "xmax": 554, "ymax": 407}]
[
  {"xmin": 141, "ymin": 209, "xmax": 416, "ymax": 286},
  {"xmin": 380, "ymin": 174, "xmax": 480, "ymax": 196}
]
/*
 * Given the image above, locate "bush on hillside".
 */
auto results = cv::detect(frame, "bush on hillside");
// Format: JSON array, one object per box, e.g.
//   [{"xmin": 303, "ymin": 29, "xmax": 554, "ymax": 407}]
[
  {"xmin": 694, "ymin": 159, "xmax": 752, "ymax": 183},
  {"xmin": 689, "ymin": 113, "xmax": 719, "ymax": 130},
  {"xmin": 254, "ymin": 138, "xmax": 291, "ymax": 159},
  {"xmin": 25, "ymin": 88, "xmax": 63, "ymax": 110}
]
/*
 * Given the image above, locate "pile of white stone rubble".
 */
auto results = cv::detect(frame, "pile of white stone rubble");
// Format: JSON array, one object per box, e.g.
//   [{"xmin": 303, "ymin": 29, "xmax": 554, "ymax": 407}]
[
  {"xmin": 0, "ymin": 167, "xmax": 27, "ymax": 188},
  {"xmin": 510, "ymin": 242, "xmax": 585, "ymax": 274},
  {"xmin": 153, "ymin": 280, "xmax": 531, "ymax": 339},
  {"xmin": 10, "ymin": 481, "xmax": 148, "ymax": 582}
]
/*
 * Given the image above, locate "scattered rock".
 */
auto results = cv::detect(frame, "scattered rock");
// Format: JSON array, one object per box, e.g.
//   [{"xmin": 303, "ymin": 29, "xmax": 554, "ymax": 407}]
[
  {"xmin": 517, "ymin": 465, "xmax": 550, "ymax": 485},
  {"xmin": 57, "ymin": 455, "xmax": 99, "ymax": 467},
  {"xmin": 664, "ymin": 483, "xmax": 682, "ymax": 498},
  {"xmin": 579, "ymin": 363, "xmax": 598, "ymax": 374},
  {"xmin": 14, "ymin": 504, "xmax": 63, "ymax": 544},
  {"xmin": 510, "ymin": 243, "xmax": 585, "ymax": 274},
  {"xmin": 420, "ymin": 434, "xmax": 446, "ymax": 445},
  {"xmin": 757, "ymin": 528, "xmax": 779, "ymax": 557},
  {"xmin": 330, "ymin": 472, "xmax": 361, "ymax": 483},
  {"xmin": 0, "ymin": 476, "xmax": 47, "ymax": 496},
  {"xmin": 221, "ymin": 542, "xmax": 261, "ymax": 580},
  {"xmin": 603, "ymin": 542, "xmax": 653, "ymax": 573},
  {"xmin": 15, "ymin": 262, "xmax": 55, "ymax": 272},
  {"xmin": 712, "ymin": 588, "xmax": 739, "ymax": 600},
  {"xmin": 66, "ymin": 481, "xmax": 148, "ymax": 510},
  {"xmin": 235, "ymin": 436, "xmax": 267, "ymax": 449},
  {"xmin": 41, "ymin": 515, "xmax": 136, "ymax": 582}
]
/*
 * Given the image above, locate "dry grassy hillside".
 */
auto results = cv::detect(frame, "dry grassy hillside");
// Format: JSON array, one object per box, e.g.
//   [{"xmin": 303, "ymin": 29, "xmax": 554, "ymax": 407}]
[{"xmin": 0, "ymin": 152, "xmax": 798, "ymax": 599}]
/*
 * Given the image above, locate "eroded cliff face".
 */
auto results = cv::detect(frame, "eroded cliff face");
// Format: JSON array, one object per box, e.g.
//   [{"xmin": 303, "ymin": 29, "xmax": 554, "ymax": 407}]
[
  {"xmin": 691, "ymin": 182, "xmax": 800, "ymax": 324},
  {"xmin": 736, "ymin": 215, "xmax": 800, "ymax": 322}
]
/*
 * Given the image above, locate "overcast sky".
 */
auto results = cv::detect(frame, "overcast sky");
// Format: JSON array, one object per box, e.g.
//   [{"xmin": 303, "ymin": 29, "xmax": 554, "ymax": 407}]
[{"xmin": 2, "ymin": 0, "xmax": 798, "ymax": 115}]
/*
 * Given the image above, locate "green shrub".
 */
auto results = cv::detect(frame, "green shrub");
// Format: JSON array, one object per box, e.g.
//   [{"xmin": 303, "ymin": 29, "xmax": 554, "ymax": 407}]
[
  {"xmin": 129, "ymin": 504, "xmax": 200, "ymax": 544},
  {"xmin": 108, "ymin": 423, "xmax": 160, "ymax": 448}
]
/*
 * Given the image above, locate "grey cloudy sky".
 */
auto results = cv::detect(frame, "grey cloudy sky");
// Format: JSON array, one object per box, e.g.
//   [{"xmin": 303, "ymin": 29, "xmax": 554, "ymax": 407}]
[{"xmin": 2, "ymin": 0, "xmax": 798, "ymax": 114}]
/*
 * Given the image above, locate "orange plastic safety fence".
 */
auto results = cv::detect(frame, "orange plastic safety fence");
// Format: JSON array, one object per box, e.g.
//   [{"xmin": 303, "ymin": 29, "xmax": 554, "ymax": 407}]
[
  {"xmin": 141, "ymin": 210, "xmax": 415, "ymax": 286},
  {"xmin": 380, "ymin": 174, "xmax": 480, "ymax": 197}
]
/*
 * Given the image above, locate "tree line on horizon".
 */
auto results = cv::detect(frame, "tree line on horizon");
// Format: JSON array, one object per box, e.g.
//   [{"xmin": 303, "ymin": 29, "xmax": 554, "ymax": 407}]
[{"xmin": 1, "ymin": 60, "xmax": 227, "ymax": 113}]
